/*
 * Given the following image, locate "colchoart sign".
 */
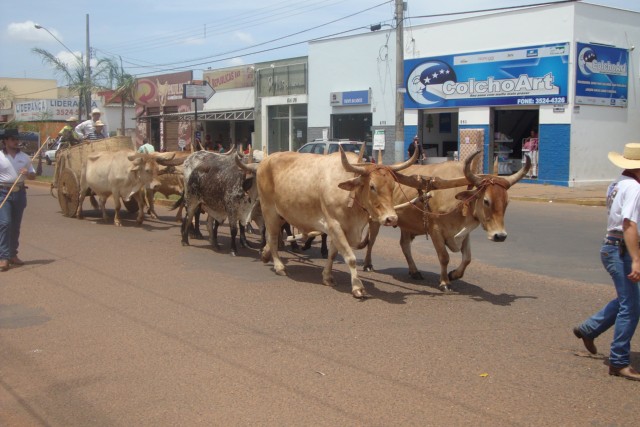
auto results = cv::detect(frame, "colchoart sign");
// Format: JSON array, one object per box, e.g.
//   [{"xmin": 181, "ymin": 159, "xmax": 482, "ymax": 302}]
[
  {"xmin": 575, "ymin": 42, "xmax": 628, "ymax": 107},
  {"xmin": 405, "ymin": 42, "xmax": 569, "ymax": 108}
]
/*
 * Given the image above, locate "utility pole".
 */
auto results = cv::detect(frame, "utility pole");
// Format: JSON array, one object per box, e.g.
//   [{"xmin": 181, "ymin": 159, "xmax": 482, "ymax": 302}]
[
  {"xmin": 394, "ymin": 0, "xmax": 405, "ymax": 162},
  {"xmin": 85, "ymin": 14, "xmax": 91, "ymax": 120}
]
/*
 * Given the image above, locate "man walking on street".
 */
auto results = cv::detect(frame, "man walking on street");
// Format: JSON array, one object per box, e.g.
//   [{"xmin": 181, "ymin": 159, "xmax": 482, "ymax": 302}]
[{"xmin": 574, "ymin": 142, "xmax": 640, "ymax": 381}]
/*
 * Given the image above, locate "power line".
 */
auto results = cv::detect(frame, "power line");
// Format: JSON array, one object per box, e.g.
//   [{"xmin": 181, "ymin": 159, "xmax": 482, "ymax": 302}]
[{"xmin": 97, "ymin": 1, "xmax": 393, "ymax": 76}]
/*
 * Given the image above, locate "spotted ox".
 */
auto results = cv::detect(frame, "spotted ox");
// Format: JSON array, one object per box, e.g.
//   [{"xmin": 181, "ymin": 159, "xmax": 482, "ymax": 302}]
[
  {"xmin": 236, "ymin": 148, "xmax": 467, "ymax": 298},
  {"xmin": 180, "ymin": 148, "xmax": 258, "ymax": 256},
  {"xmin": 363, "ymin": 151, "xmax": 531, "ymax": 292},
  {"xmin": 76, "ymin": 150, "xmax": 175, "ymax": 226}
]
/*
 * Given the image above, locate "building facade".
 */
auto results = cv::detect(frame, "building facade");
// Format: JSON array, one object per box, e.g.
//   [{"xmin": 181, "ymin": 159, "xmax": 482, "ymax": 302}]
[{"xmin": 309, "ymin": 2, "xmax": 640, "ymax": 186}]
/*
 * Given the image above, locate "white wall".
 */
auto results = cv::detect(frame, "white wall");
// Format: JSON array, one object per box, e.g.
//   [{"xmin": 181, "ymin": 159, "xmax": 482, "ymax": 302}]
[
  {"xmin": 309, "ymin": 31, "xmax": 396, "ymax": 128},
  {"xmin": 570, "ymin": 4, "xmax": 640, "ymax": 184}
]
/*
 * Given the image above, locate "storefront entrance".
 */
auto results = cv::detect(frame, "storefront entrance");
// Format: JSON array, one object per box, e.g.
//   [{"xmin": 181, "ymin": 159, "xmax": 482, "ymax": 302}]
[
  {"xmin": 491, "ymin": 109, "xmax": 539, "ymax": 177},
  {"xmin": 331, "ymin": 113, "xmax": 372, "ymax": 141}
]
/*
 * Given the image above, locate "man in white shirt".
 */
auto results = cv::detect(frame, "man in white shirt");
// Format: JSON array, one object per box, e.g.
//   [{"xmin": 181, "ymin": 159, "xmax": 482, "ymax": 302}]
[
  {"xmin": 75, "ymin": 108, "xmax": 108, "ymax": 140},
  {"xmin": 0, "ymin": 129, "xmax": 36, "ymax": 271},
  {"xmin": 574, "ymin": 142, "xmax": 640, "ymax": 381}
]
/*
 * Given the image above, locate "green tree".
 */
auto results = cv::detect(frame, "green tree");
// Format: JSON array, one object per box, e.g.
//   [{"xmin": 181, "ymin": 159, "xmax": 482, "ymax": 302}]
[
  {"xmin": 32, "ymin": 47, "xmax": 89, "ymax": 119},
  {"xmin": 97, "ymin": 57, "xmax": 137, "ymax": 136}
]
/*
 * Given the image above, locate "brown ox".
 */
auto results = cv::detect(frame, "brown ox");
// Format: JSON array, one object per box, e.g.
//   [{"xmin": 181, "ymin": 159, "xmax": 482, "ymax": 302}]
[
  {"xmin": 237, "ymin": 148, "xmax": 467, "ymax": 298},
  {"xmin": 363, "ymin": 151, "xmax": 530, "ymax": 292},
  {"xmin": 77, "ymin": 150, "xmax": 175, "ymax": 226},
  {"xmin": 144, "ymin": 151, "xmax": 191, "ymax": 221}
]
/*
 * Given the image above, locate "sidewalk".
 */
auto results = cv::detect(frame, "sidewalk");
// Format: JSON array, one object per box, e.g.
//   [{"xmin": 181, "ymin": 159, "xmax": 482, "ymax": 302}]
[{"xmin": 509, "ymin": 182, "xmax": 607, "ymax": 206}]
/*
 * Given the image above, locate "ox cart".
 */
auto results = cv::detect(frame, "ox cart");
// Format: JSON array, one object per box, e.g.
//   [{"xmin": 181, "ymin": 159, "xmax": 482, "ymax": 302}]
[{"xmin": 50, "ymin": 136, "xmax": 138, "ymax": 217}]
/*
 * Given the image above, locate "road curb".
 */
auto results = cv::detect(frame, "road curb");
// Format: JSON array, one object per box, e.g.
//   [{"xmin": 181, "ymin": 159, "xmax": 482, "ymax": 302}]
[{"xmin": 511, "ymin": 196, "xmax": 605, "ymax": 206}]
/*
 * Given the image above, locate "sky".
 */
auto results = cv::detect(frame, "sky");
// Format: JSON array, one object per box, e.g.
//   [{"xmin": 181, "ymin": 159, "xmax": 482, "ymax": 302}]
[{"xmin": 1, "ymin": 0, "xmax": 639, "ymax": 88}]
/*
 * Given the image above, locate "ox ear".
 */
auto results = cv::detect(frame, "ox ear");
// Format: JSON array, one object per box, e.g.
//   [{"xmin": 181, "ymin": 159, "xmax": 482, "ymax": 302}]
[
  {"xmin": 128, "ymin": 153, "xmax": 143, "ymax": 161},
  {"xmin": 338, "ymin": 176, "xmax": 364, "ymax": 191},
  {"xmin": 242, "ymin": 176, "xmax": 254, "ymax": 193},
  {"xmin": 130, "ymin": 157, "xmax": 143, "ymax": 171},
  {"xmin": 454, "ymin": 189, "xmax": 476, "ymax": 201}
]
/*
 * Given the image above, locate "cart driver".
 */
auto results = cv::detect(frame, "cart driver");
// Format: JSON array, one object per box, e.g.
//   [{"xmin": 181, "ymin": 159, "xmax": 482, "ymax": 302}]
[{"xmin": 58, "ymin": 116, "xmax": 81, "ymax": 145}]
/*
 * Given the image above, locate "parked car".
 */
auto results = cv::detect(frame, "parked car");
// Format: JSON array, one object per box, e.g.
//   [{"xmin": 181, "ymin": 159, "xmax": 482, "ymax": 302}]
[
  {"xmin": 297, "ymin": 139, "xmax": 374, "ymax": 162},
  {"xmin": 17, "ymin": 131, "xmax": 40, "ymax": 156},
  {"xmin": 43, "ymin": 138, "xmax": 63, "ymax": 165}
]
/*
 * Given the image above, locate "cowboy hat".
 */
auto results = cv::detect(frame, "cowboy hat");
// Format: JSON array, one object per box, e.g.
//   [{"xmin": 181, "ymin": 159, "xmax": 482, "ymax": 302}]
[
  {"xmin": 608, "ymin": 143, "xmax": 640, "ymax": 169},
  {"xmin": 0, "ymin": 128, "xmax": 19, "ymax": 139},
  {"xmin": 91, "ymin": 108, "xmax": 101, "ymax": 114}
]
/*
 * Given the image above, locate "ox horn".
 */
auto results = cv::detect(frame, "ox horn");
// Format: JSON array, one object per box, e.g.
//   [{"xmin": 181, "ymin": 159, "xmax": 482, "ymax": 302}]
[
  {"xmin": 235, "ymin": 153, "xmax": 258, "ymax": 173},
  {"xmin": 463, "ymin": 151, "xmax": 483, "ymax": 187},
  {"xmin": 221, "ymin": 144, "xmax": 236, "ymax": 155},
  {"xmin": 387, "ymin": 143, "xmax": 419, "ymax": 172},
  {"xmin": 339, "ymin": 145, "xmax": 369, "ymax": 175},
  {"xmin": 503, "ymin": 154, "xmax": 531, "ymax": 189}
]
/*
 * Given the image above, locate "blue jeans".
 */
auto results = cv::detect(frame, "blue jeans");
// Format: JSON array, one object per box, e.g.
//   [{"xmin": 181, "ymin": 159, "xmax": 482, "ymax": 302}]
[
  {"xmin": 0, "ymin": 188, "xmax": 27, "ymax": 261},
  {"xmin": 578, "ymin": 240, "xmax": 640, "ymax": 367}
]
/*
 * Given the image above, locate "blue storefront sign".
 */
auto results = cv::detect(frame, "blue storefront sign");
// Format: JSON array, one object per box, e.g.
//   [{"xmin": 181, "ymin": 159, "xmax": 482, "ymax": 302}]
[
  {"xmin": 404, "ymin": 43, "xmax": 569, "ymax": 108},
  {"xmin": 330, "ymin": 90, "xmax": 370, "ymax": 106},
  {"xmin": 575, "ymin": 42, "xmax": 628, "ymax": 107}
]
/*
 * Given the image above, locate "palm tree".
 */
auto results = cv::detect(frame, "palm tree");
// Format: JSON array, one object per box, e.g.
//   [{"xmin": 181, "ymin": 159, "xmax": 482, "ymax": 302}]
[
  {"xmin": 97, "ymin": 57, "xmax": 137, "ymax": 136},
  {"xmin": 32, "ymin": 47, "xmax": 90, "ymax": 119}
]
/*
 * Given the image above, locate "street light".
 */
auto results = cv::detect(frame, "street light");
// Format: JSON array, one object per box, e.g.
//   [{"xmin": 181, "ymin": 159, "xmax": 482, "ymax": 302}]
[{"xmin": 35, "ymin": 17, "xmax": 91, "ymax": 120}]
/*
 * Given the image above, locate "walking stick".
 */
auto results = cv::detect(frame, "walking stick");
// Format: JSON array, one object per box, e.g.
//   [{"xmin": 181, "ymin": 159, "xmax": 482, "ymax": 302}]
[{"xmin": 0, "ymin": 135, "xmax": 50, "ymax": 209}]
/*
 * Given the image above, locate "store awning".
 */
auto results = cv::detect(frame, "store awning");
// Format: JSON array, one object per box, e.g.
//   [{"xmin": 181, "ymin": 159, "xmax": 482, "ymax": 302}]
[{"xmin": 136, "ymin": 109, "xmax": 254, "ymax": 122}]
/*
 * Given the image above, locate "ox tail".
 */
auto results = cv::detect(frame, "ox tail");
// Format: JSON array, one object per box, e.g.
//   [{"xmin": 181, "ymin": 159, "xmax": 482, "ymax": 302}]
[{"xmin": 170, "ymin": 192, "xmax": 184, "ymax": 211}]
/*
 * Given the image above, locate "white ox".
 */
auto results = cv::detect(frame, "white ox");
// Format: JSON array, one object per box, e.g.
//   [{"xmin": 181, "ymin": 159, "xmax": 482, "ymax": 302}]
[
  {"xmin": 236, "ymin": 148, "xmax": 467, "ymax": 298},
  {"xmin": 76, "ymin": 150, "xmax": 175, "ymax": 226}
]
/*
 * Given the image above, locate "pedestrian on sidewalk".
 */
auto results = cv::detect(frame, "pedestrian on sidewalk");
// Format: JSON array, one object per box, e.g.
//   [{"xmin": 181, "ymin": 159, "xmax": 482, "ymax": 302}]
[{"xmin": 573, "ymin": 142, "xmax": 640, "ymax": 381}]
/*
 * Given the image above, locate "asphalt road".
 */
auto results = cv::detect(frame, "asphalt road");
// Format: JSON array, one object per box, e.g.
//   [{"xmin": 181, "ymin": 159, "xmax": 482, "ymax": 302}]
[{"xmin": 1, "ymin": 185, "xmax": 636, "ymax": 426}]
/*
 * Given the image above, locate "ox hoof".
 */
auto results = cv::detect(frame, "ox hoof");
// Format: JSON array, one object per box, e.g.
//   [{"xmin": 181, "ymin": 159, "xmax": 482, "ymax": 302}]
[
  {"xmin": 181, "ymin": 241, "xmax": 190, "ymax": 247},
  {"xmin": 275, "ymin": 269, "xmax": 287, "ymax": 276},
  {"xmin": 363, "ymin": 264, "xmax": 374, "ymax": 272},
  {"xmin": 230, "ymin": 251, "xmax": 237, "ymax": 257},
  {"xmin": 439, "ymin": 284, "xmax": 453, "ymax": 293},
  {"xmin": 352, "ymin": 288, "xmax": 369, "ymax": 299},
  {"xmin": 322, "ymin": 278, "xmax": 336, "ymax": 287},
  {"xmin": 409, "ymin": 271, "xmax": 424, "ymax": 280}
]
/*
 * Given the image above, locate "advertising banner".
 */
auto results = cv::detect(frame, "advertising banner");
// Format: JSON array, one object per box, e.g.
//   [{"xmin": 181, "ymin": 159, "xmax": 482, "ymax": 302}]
[
  {"xmin": 203, "ymin": 66, "xmax": 255, "ymax": 90},
  {"xmin": 14, "ymin": 98, "xmax": 101, "ymax": 121},
  {"xmin": 575, "ymin": 42, "xmax": 628, "ymax": 107},
  {"xmin": 405, "ymin": 43, "xmax": 569, "ymax": 109}
]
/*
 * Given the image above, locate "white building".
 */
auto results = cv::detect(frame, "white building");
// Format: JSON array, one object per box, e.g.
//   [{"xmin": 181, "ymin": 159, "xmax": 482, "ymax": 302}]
[{"xmin": 309, "ymin": 2, "xmax": 640, "ymax": 186}]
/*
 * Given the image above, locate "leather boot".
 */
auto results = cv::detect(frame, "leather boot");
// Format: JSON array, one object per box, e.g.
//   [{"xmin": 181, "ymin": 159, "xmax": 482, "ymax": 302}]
[
  {"xmin": 573, "ymin": 327, "xmax": 597, "ymax": 354},
  {"xmin": 609, "ymin": 365, "xmax": 640, "ymax": 381}
]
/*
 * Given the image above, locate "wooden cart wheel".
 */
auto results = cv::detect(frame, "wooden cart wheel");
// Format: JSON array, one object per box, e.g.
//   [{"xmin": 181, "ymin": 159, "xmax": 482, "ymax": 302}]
[
  {"xmin": 123, "ymin": 197, "xmax": 139, "ymax": 213},
  {"xmin": 57, "ymin": 168, "xmax": 80, "ymax": 217}
]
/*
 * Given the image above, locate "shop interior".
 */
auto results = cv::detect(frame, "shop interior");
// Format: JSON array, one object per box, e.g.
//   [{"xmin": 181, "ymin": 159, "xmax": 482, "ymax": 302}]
[
  {"xmin": 418, "ymin": 111, "xmax": 460, "ymax": 160},
  {"xmin": 492, "ymin": 109, "xmax": 539, "ymax": 176},
  {"xmin": 331, "ymin": 113, "xmax": 372, "ymax": 142}
]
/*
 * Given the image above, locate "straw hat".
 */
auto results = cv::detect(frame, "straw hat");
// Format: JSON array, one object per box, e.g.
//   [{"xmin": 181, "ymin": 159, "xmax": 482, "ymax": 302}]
[
  {"xmin": 95, "ymin": 120, "xmax": 104, "ymax": 126},
  {"xmin": 66, "ymin": 116, "xmax": 78, "ymax": 122},
  {"xmin": 608, "ymin": 143, "xmax": 640, "ymax": 169},
  {"xmin": 91, "ymin": 108, "xmax": 101, "ymax": 114}
]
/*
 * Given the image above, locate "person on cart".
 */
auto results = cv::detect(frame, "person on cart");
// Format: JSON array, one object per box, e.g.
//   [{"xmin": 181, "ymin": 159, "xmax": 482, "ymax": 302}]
[
  {"xmin": 58, "ymin": 116, "xmax": 81, "ymax": 146},
  {"xmin": 75, "ymin": 108, "xmax": 108, "ymax": 140}
]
